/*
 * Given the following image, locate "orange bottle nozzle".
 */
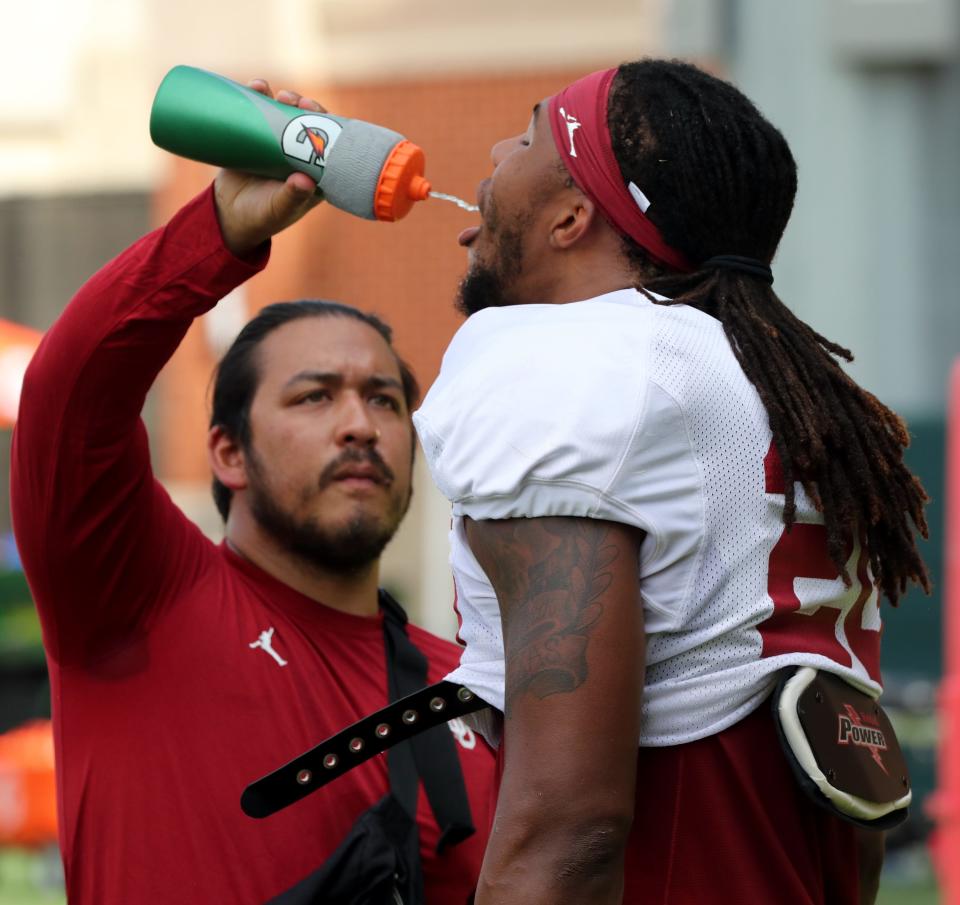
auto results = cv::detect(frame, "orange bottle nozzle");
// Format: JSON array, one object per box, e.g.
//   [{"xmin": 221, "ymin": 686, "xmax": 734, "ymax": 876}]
[
  {"xmin": 374, "ymin": 139, "xmax": 432, "ymax": 222},
  {"xmin": 407, "ymin": 174, "xmax": 431, "ymax": 202}
]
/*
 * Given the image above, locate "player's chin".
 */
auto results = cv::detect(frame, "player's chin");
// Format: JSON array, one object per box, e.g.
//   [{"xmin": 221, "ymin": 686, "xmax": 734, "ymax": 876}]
[{"xmin": 456, "ymin": 263, "xmax": 510, "ymax": 316}]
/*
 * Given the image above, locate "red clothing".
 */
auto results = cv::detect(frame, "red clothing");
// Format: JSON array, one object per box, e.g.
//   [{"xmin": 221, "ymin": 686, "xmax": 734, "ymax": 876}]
[
  {"xmin": 623, "ymin": 702, "xmax": 858, "ymax": 904},
  {"xmin": 487, "ymin": 701, "xmax": 858, "ymax": 904},
  {"xmin": 487, "ymin": 700, "xmax": 859, "ymax": 902},
  {"xmin": 10, "ymin": 187, "xmax": 494, "ymax": 904}
]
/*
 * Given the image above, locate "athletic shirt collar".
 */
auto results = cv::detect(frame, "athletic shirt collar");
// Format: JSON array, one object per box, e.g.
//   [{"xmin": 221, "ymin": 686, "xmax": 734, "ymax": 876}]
[{"xmin": 220, "ymin": 541, "xmax": 386, "ymax": 638}]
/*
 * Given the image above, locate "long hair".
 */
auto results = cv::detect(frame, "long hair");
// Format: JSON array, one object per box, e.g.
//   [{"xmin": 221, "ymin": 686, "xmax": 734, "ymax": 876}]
[
  {"xmin": 607, "ymin": 59, "xmax": 928, "ymax": 605},
  {"xmin": 209, "ymin": 300, "xmax": 419, "ymax": 521}
]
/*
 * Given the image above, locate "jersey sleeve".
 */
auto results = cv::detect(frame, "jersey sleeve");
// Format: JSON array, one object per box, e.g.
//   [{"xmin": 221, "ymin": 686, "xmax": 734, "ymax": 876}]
[
  {"xmin": 10, "ymin": 186, "xmax": 268, "ymax": 666},
  {"xmin": 413, "ymin": 300, "xmax": 661, "ymax": 528}
]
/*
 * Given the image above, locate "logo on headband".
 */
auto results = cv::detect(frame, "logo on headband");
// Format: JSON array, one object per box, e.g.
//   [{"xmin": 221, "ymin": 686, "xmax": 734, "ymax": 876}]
[{"xmin": 558, "ymin": 107, "xmax": 582, "ymax": 158}]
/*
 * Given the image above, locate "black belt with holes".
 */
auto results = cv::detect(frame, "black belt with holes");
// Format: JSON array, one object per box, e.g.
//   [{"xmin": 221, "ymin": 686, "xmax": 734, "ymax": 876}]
[{"xmin": 241, "ymin": 681, "xmax": 487, "ymax": 819}]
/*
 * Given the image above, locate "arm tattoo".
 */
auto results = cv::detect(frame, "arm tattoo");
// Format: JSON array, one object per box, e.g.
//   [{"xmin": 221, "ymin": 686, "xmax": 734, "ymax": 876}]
[{"xmin": 468, "ymin": 519, "xmax": 618, "ymax": 715}]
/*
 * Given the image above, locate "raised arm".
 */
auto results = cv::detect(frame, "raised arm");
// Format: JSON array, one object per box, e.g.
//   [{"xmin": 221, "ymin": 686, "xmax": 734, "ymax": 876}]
[
  {"xmin": 11, "ymin": 81, "xmax": 325, "ymax": 666},
  {"xmin": 464, "ymin": 516, "xmax": 645, "ymax": 905}
]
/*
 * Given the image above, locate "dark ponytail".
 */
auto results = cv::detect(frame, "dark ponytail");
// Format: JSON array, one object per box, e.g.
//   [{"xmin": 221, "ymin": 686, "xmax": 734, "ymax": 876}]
[{"xmin": 608, "ymin": 59, "xmax": 929, "ymax": 605}]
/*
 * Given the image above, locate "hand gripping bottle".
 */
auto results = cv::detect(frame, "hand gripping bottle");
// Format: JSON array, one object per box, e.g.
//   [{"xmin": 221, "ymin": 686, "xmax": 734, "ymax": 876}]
[{"xmin": 149, "ymin": 65, "xmax": 432, "ymax": 222}]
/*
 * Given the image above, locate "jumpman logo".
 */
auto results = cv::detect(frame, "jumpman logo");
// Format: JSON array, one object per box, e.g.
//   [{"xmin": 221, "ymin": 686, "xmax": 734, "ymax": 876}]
[
  {"xmin": 249, "ymin": 627, "xmax": 288, "ymax": 667},
  {"xmin": 559, "ymin": 106, "xmax": 582, "ymax": 158}
]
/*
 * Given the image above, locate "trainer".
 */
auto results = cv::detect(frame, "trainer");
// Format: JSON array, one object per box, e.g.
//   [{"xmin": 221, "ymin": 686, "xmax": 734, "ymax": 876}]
[{"xmin": 11, "ymin": 82, "xmax": 493, "ymax": 904}]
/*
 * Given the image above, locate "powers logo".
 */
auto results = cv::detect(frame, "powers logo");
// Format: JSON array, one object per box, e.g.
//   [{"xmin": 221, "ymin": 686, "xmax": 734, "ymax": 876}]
[
  {"xmin": 837, "ymin": 704, "xmax": 888, "ymax": 774},
  {"xmin": 281, "ymin": 114, "xmax": 344, "ymax": 169}
]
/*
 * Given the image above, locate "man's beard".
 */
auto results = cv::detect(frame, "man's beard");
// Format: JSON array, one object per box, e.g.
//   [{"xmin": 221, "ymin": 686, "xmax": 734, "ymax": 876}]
[
  {"xmin": 456, "ymin": 202, "xmax": 530, "ymax": 317},
  {"xmin": 246, "ymin": 447, "xmax": 411, "ymax": 576}
]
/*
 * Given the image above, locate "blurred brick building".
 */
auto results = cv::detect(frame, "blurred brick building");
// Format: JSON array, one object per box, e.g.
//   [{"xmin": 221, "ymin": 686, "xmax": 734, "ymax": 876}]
[
  {"xmin": 2, "ymin": 1, "xmax": 957, "ymax": 891},
  {"xmin": 0, "ymin": 0, "xmax": 669, "ymax": 633},
  {"xmin": 3, "ymin": 0, "xmax": 956, "ymax": 643},
  {"xmin": 152, "ymin": 67, "xmax": 606, "ymax": 633}
]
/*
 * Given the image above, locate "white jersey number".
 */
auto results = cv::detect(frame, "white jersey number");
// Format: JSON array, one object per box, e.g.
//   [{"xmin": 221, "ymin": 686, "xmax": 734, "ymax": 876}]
[{"xmin": 758, "ymin": 444, "xmax": 881, "ymax": 681}]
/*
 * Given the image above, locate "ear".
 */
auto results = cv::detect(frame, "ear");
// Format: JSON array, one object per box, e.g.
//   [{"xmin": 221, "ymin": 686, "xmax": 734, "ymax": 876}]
[
  {"xmin": 208, "ymin": 425, "xmax": 249, "ymax": 493},
  {"xmin": 548, "ymin": 193, "xmax": 597, "ymax": 250}
]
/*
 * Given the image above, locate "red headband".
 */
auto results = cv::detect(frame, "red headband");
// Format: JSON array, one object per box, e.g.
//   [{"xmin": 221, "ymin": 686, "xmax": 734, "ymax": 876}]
[{"xmin": 548, "ymin": 68, "xmax": 691, "ymax": 273}]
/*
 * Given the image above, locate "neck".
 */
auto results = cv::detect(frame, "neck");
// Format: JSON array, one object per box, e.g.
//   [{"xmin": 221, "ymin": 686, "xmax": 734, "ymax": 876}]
[
  {"xmin": 225, "ymin": 513, "xmax": 381, "ymax": 618},
  {"xmin": 527, "ymin": 229, "xmax": 638, "ymax": 305},
  {"xmin": 543, "ymin": 265, "xmax": 636, "ymax": 304}
]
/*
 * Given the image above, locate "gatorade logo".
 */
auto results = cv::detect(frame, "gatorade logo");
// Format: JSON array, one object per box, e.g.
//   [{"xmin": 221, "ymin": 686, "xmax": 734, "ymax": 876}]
[{"xmin": 282, "ymin": 114, "xmax": 344, "ymax": 169}]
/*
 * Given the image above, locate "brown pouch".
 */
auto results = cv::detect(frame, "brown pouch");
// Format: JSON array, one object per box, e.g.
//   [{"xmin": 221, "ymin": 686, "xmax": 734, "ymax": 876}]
[{"xmin": 772, "ymin": 667, "xmax": 911, "ymax": 830}]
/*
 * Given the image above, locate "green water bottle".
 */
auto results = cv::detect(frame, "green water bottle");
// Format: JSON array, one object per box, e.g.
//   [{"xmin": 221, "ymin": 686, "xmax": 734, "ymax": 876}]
[{"xmin": 149, "ymin": 65, "xmax": 432, "ymax": 221}]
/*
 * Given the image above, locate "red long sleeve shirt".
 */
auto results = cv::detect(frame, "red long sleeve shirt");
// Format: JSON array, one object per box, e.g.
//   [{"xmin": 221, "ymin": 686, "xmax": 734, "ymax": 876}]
[{"xmin": 10, "ymin": 187, "xmax": 493, "ymax": 904}]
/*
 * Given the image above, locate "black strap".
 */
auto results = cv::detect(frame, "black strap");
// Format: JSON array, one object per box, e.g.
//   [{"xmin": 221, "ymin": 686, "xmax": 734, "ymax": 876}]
[
  {"xmin": 380, "ymin": 620, "xmax": 424, "ymax": 905},
  {"xmin": 380, "ymin": 591, "xmax": 477, "ymax": 853},
  {"xmin": 381, "ymin": 605, "xmax": 421, "ymax": 822},
  {"xmin": 240, "ymin": 679, "xmax": 485, "ymax": 818},
  {"xmin": 240, "ymin": 597, "xmax": 486, "ymax": 849}
]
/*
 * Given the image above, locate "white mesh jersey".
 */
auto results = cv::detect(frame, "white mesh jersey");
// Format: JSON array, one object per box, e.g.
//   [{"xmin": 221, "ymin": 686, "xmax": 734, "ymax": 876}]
[{"xmin": 413, "ymin": 289, "xmax": 883, "ymax": 746}]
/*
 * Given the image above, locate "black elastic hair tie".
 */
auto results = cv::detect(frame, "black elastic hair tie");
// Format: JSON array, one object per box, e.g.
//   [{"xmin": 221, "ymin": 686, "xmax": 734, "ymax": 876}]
[{"xmin": 702, "ymin": 255, "xmax": 774, "ymax": 285}]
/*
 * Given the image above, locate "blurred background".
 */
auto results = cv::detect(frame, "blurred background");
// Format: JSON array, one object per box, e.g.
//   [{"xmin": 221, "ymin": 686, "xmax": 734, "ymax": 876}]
[{"xmin": 0, "ymin": 0, "xmax": 958, "ymax": 902}]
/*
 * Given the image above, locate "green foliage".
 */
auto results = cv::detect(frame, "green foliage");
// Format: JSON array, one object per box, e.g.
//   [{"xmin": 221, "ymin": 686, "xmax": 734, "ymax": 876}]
[
  {"xmin": 0, "ymin": 848, "xmax": 65, "ymax": 905},
  {"xmin": 0, "ymin": 570, "xmax": 32, "ymax": 608},
  {"xmin": 0, "ymin": 571, "xmax": 44, "ymax": 665},
  {"xmin": 877, "ymin": 881, "xmax": 940, "ymax": 905}
]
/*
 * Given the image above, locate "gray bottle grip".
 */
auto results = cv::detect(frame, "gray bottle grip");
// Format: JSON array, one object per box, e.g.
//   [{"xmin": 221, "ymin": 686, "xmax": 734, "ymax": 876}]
[{"xmin": 320, "ymin": 120, "xmax": 406, "ymax": 220}]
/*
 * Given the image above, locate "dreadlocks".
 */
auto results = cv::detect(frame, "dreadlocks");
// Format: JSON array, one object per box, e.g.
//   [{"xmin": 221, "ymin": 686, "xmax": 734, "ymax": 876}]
[{"xmin": 607, "ymin": 59, "xmax": 929, "ymax": 606}]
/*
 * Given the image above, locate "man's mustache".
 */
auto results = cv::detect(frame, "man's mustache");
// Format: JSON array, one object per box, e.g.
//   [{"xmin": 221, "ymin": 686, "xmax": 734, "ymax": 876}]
[{"xmin": 317, "ymin": 448, "xmax": 395, "ymax": 489}]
